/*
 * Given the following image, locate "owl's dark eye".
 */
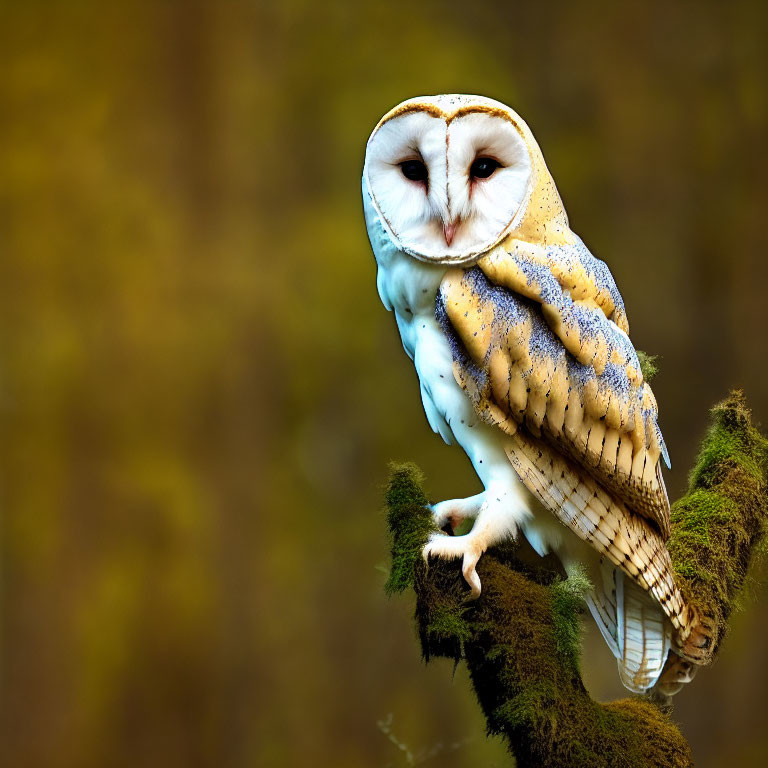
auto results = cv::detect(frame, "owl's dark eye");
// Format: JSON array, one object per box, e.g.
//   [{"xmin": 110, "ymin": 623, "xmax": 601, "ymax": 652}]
[
  {"xmin": 400, "ymin": 159, "xmax": 428, "ymax": 183},
  {"xmin": 470, "ymin": 157, "xmax": 501, "ymax": 180}
]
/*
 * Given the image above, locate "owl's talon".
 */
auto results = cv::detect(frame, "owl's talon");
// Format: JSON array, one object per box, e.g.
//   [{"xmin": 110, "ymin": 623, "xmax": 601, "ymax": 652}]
[
  {"xmin": 424, "ymin": 490, "xmax": 522, "ymax": 597},
  {"xmin": 422, "ymin": 530, "xmax": 488, "ymax": 599},
  {"xmin": 462, "ymin": 555, "xmax": 482, "ymax": 599}
]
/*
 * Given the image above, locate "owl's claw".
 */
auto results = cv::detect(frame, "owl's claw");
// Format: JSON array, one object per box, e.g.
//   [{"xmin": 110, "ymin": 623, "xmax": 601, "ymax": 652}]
[
  {"xmin": 422, "ymin": 529, "xmax": 487, "ymax": 599},
  {"xmin": 424, "ymin": 489, "xmax": 525, "ymax": 598}
]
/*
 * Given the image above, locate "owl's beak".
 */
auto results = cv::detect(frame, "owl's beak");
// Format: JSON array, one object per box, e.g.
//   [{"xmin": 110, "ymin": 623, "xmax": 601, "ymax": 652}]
[{"xmin": 443, "ymin": 221, "xmax": 458, "ymax": 246}]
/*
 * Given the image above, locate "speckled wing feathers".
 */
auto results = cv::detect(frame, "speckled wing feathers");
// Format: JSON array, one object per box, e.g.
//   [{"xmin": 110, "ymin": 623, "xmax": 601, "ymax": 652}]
[
  {"xmin": 439, "ymin": 248, "xmax": 671, "ymax": 537},
  {"xmin": 505, "ymin": 429, "xmax": 707, "ymax": 664},
  {"xmin": 436, "ymin": 255, "xmax": 713, "ymax": 662},
  {"xmin": 479, "ymin": 237, "xmax": 630, "ymax": 340}
]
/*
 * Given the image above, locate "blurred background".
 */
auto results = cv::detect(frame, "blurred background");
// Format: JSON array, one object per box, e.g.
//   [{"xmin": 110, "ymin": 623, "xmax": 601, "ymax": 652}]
[{"xmin": 1, "ymin": 0, "xmax": 767, "ymax": 766}]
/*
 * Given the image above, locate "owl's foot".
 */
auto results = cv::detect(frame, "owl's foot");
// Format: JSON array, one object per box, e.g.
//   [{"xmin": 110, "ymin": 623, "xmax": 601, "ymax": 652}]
[
  {"xmin": 424, "ymin": 491, "xmax": 521, "ymax": 599},
  {"xmin": 422, "ymin": 528, "xmax": 487, "ymax": 598},
  {"xmin": 430, "ymin": 492, "xmax": 486, "ymax": 533}
]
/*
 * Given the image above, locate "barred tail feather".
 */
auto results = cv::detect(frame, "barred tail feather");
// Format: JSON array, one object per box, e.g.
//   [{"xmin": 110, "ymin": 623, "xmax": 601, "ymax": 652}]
[{"xmin": 586, "ymin": 563, "xmax": 671, "ymax": 692}]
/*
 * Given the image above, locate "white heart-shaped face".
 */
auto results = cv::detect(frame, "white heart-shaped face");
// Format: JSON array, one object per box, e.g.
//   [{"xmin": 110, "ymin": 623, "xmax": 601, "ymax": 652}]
[{"xmin": 364, "ymin": 102, "xmax": 532, "ymax": 263}]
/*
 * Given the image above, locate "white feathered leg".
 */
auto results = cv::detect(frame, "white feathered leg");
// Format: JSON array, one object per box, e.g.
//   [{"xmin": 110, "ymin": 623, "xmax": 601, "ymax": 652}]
[{"xmin": 430, "ymin": 493, "xmax": 486, "ymax": 532}]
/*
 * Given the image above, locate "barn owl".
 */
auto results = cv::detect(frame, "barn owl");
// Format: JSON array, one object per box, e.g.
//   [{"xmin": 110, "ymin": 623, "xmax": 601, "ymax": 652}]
[{"xmin": 362, "ymin": 94, "xmax": 713, "ymax": 695}]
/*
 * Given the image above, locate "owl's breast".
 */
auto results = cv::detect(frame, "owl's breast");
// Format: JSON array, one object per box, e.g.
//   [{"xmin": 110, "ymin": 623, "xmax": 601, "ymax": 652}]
[{"xmin": 372, "ymin": 246, "xmax": 480, "ymax": 445}]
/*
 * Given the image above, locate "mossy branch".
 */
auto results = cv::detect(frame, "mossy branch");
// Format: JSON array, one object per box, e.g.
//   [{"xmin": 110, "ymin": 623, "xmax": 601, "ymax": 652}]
[
  {"xmin": 668, "ymin": 391, "xmax": 768, "ymax": 652},
  {"xmin": 383, "ymin": 392, "xmax": 768, "ymax": 768}
]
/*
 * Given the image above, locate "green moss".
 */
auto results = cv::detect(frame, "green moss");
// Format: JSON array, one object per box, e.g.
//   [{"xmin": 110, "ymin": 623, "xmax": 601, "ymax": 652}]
[
  {"xmin": 689, "ymin": 392, "xmax": 767, "ymax": 483},
  {"xmin": 425, "ymin": 604, "xmax": 472, "ymax": 645},
  {"xmin": 550, "ymin": 568, "xmax": 590, "ymax": 672},
  {"xmin": 383, "ymin": 462, "xmax": 435, "ymax": 595},
  {"xmin": 667, "ymin": 391, "xmax": 768, "ymax": 653},
  {"xmin": 637, "ymin": 350, "xmax": 660, "ymax": 382},
  {"xmin": 492, "ymin": 680, "xmax": 561, "ymax": 731},
  {"xmin": 668, "ymin": 489, "xmax": 737, "ymax": 580}
]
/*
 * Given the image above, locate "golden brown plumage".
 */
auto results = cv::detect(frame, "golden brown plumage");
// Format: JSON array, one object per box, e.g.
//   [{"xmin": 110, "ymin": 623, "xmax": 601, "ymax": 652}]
[
  {"xmin": 441, "ymin": 259, "xmax": 670, "ymax": 536},
  {"xmin": 436, "ymin": 239, "xmax": 712, "ymax": 668}
]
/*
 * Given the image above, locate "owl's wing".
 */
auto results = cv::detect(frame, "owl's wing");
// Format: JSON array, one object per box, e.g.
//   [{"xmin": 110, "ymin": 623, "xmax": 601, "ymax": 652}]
[
  {"xmin": 506, "ymin": 427, "xmax": 700, "ymax": 675},
  {"xmin": 437, "ymin": 242, "xmax": 671, "ymax": 537}
]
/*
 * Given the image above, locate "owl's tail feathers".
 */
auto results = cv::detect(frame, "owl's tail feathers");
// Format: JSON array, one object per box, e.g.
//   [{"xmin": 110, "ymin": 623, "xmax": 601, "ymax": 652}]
[
  {"xmin": 586, "ymin": 563, "xmax": 672, "ymax": 693},
  {"xmin": 505, "ymin": 428, "xmax": 718, "ymax": 684}
]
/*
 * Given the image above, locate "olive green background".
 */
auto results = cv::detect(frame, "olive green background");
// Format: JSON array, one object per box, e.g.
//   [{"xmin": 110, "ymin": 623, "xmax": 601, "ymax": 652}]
[{"xmin": 1, "ymin": 1, "xmax": 767, "ymax": 766}]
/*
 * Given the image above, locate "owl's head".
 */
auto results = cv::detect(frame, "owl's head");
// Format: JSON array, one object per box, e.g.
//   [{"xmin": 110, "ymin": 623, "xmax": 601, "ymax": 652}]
[{"xmin": 363, "ymin": 95, "xmax": 568, "ymax": 264}]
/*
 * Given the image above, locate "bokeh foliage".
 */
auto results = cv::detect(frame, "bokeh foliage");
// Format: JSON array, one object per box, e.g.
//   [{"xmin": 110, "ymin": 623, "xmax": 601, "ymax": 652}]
[{"xmin": 1, "ymin": 1, "xmax": 768, "ymax": 767}]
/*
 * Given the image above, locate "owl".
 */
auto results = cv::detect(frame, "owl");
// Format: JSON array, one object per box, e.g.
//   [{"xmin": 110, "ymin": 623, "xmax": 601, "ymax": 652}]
[{"xmin": 362, "ymin": 95, "xmax": 713, "ymax": 695}]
